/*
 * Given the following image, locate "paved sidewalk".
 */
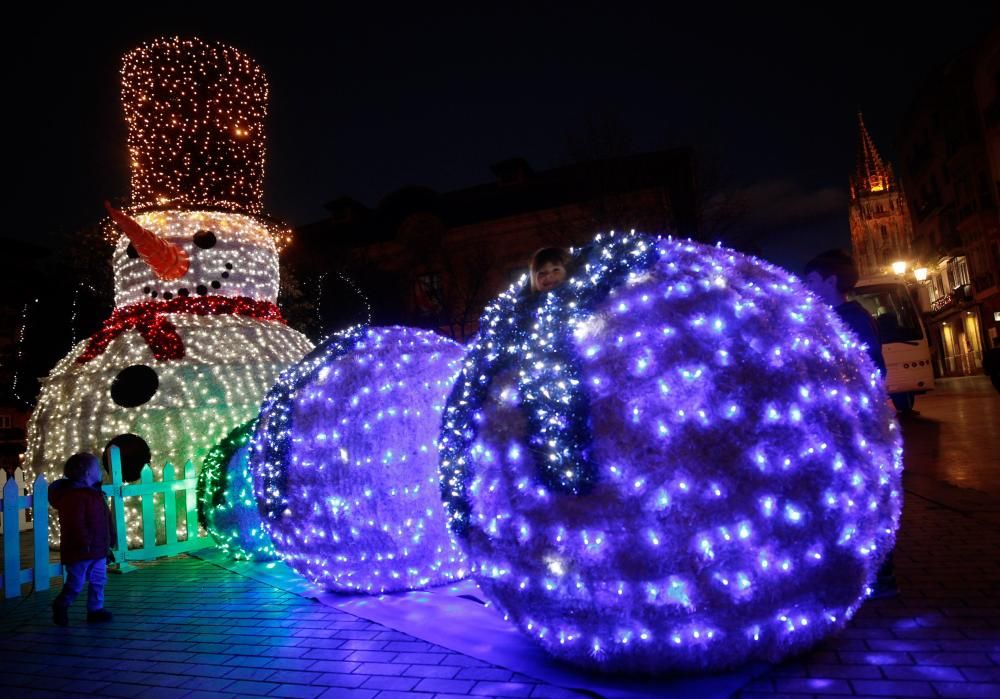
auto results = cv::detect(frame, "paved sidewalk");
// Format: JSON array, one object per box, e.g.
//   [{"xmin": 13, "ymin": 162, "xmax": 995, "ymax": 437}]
[
  {"xmin": 0, "ymin": 555, "xmax": 588, "ymax": 699},
  {"xmin": 734, "ymin": 471, "xmax": 1000, "ymax": 698}
]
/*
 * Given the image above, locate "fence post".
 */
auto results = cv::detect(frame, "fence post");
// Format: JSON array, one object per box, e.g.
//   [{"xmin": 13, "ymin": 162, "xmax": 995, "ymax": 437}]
[
  {"xmin": 32, "ymin": 475, "xmax": 51, "ymax": 592},
  {"xmin": 15, "ymin": 469, "xmax": 31, "ymax": 531},
  {"xmin": 184, "ymin": 460, "xmax": 198, "ymax": 543},
  {"xmin": 105, "ymin": 445, "xmax": 135, "ymax": 573},
  {"xmin": 3, "ymin": 476, "xmax": 21, "ymax": 598},
  {"xmin": 163, "ymin": 462, "xmax": 177, "ymax": 548},
  {"xmin": 140, "ymin": 465, "xmax": 156, "ymax": 559}
]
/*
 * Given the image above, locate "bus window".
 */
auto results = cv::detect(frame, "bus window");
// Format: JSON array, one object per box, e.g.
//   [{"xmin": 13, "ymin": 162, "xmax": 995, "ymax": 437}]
[{"xmin": 848, "ymin": 284, "xmax": 923, "ymax": 343}]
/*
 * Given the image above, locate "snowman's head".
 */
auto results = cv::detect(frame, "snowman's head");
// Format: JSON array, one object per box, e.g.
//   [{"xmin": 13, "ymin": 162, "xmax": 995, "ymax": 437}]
[{"xmin": 112, "ymin": 209, "xmax": 280, "ymax": 308}]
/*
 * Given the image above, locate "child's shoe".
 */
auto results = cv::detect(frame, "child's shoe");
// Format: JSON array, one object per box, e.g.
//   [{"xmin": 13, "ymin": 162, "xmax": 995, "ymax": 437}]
[
  {"xmin": 86, "ymin": 609, "xmax": 113, "ymax": 623},
  {"xmin": 52, "ymin": 600, "xmax": 69, "ymax": 626}
]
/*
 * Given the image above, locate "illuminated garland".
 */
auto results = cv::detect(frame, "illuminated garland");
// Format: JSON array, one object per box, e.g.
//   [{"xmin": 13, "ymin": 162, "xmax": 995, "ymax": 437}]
[
  {"xmin": 198, "ymin": 418, "xmax": 276, "ymax": 561},
  {"xmin": 11, "ymin": 299, "xmax": 37, "ymax": 405},
  {"xmin": 78, "ymin": 296, "xmax": 285, "ymax": 363},
  {"xmin": 440, "ymin": 231, "xmax": 658, "ymax": 535}
]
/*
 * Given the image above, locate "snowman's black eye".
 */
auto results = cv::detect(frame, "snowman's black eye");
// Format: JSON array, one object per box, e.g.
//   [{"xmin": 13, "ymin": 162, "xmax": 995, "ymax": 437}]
[
  {"xmin": 126, "ymin": 244, "xmax": 140, "ymax": 259},
  {"xmin": 193, "ymin": 230, "xmax": 217, "ymax": 249}
]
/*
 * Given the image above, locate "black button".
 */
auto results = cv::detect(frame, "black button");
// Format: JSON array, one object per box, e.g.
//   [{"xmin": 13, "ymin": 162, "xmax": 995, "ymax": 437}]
[{"xmin": 110, "ymin": 365, "xmax": 159, "ymax": 408}]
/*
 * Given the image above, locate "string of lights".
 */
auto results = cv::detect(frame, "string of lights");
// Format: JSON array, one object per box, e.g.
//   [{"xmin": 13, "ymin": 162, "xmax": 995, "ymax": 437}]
[
  {"xmin": 11, "ymin": 299, "xmax": 39, "ymax": 406},
  {"xmin": 440, "ymin": 231, "xmax": 658, "ymax": 534}
]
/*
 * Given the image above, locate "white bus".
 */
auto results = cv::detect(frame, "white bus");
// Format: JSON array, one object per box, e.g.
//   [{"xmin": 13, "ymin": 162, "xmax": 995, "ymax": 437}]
[{"xmin": 848, "ymin": 277, "xmax": 935, "ymax": 412}]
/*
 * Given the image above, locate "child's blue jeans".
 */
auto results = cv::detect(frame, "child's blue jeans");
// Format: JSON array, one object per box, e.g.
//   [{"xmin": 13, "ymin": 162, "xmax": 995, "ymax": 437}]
[{"xmin": 55, "ymin": 558, "xmax": 107, "ymax": 612}]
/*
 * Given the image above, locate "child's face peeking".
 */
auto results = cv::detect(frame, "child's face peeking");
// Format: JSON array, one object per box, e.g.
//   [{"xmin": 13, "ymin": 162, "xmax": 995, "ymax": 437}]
[{"xmin": 533, "ymin": 262, "xmax": 566, "ymax": 292}]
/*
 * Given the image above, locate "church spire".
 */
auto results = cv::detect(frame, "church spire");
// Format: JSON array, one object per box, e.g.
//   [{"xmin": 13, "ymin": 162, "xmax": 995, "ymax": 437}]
[{"xmin": 852, "ymin": 112, "xmax": 892, "ymax": 198}]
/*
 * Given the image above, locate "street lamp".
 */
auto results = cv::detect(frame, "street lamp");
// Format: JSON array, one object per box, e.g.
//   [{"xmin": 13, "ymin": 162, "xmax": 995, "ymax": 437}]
[
  {"xmin": 913, "ymin": 266, "xmax": 928, "ymax": 282},
  {"xmin": 891, "ymin": 260, "xmax": 908, "ymax": 276}
]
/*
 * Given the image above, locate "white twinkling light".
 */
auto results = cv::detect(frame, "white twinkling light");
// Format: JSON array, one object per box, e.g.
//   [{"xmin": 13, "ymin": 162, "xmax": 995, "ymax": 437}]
[{"xmin": 113, "ymin": 211, "xmax": 280, "ymax": 307}]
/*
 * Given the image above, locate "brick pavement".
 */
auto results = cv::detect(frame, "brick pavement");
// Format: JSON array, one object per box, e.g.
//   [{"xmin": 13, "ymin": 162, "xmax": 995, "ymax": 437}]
[
  {"xmin": 0, "ymin": 556, "xmax": 588, "ymax": 698},
  {"xmin": 734, "ymin": 469, "xmax": 1000, "ymax": 698}
]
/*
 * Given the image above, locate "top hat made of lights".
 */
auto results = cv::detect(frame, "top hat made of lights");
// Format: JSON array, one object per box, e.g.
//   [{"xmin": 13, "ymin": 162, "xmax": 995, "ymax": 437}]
[{"xmin": 120, "ymin": 36, "xmax": 269, "ymax": 217}]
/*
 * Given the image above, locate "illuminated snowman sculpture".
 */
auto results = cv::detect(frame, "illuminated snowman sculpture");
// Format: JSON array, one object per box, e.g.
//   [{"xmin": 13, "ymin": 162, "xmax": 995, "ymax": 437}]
[{"xmin": 24, "ymin": 37, "xmax": 313, "ymax": 547}]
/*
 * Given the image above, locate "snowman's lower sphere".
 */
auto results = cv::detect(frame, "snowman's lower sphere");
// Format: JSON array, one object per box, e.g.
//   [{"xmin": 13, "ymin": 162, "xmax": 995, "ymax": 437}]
[
  {"xmin": 442, "ymin": 236, "xmax": 902, "ymax": 673},
  {"xmin": 25, "ymin": 313, "xmax": 313, "ymax": 548},
  {"xmin": 253, "ymin": 326, "xmax": 468, "ymax": 593},
  {"xmin": 198, "ymin": 419, "xmax": 276, "ymax": 561}
]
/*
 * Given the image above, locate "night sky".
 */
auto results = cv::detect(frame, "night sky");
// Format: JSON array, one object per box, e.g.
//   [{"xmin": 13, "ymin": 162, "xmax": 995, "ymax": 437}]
[{"xmin": 9, "ymin": 4, "xmax": 998, "ymax": 273}]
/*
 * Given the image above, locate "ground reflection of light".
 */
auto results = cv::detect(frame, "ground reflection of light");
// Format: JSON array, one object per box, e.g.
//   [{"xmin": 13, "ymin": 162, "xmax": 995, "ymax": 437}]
[
  {"xmin": 807, "ymin": 679, "xmax": 840, "ymax": 690},
  {"xmin": 864, "ymin": 652, "xmax": 904, "ymax": 665}
]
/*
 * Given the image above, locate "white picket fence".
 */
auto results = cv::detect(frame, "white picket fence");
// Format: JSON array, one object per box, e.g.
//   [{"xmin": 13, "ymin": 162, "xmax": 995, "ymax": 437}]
[
  {"xmin": 1, "ymin": 445, "xmax": 213, "ymax": 598},
  {"xmin": 0, "ymin": 467, "xmax": 33, "ymax": 533},
  {"xmin": 2, "ymin": 469, "xmax": 60, "ymax": 598}
]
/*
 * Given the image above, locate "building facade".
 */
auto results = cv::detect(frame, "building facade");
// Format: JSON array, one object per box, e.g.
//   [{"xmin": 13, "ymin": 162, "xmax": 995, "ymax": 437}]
[{"xmin": 896, "ymin": 28, "xmax": 999, "ymax": 377}]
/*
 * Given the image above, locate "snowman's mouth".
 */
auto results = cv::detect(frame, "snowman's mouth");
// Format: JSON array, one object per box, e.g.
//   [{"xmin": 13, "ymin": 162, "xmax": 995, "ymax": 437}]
[{"xmin": 142, "ymin": 263, "xmax": 234, "ymax": 300}]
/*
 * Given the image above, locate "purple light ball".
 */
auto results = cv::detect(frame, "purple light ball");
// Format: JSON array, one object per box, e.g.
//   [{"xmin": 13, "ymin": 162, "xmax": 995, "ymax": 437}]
[{"xmin": 445, "ymin": 235, "xmax": 902, "ymax": 672}]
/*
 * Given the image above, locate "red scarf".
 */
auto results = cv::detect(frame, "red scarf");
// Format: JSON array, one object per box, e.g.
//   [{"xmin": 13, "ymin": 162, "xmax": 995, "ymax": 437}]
[{"xmin": 78, "ymin": 296, "xmax": 286, "ymax": 363}]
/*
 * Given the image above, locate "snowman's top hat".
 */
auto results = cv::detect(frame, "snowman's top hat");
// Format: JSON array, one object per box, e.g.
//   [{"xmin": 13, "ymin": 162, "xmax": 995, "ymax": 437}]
[{"xmin": 120, "ymin": 36, "xmax": 269, "ymax": 217}]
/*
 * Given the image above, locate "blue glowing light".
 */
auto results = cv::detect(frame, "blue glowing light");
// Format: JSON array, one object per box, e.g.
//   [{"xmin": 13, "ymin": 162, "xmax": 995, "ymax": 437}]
[
  {"xmin": 253, "ymin": 326, "xmax": 468, "ymax": 593},
  {"xmin": 439, "ymin": 231, "xmax": 902, "ymax": 672}
]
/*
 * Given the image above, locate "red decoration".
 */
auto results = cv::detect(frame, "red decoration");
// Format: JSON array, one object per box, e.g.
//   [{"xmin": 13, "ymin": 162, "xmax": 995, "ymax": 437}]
[{"xmin": 78, "ymin": 296, "xmax": 286, "ymax": 364}]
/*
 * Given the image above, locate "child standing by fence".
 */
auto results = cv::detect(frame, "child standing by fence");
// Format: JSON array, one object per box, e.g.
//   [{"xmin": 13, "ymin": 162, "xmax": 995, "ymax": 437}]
[{"xmin": 49, "ymin": 453, "xmax": 114, "ymax": 625}]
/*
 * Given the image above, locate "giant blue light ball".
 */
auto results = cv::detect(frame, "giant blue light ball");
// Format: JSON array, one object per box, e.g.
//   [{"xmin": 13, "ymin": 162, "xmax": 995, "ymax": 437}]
[
  {"xmin": 440, "ymin": 233, "xmax": 902, "ymax": 672},
  {"xmin": 254, "ymin": 326, "xmax": 468, "ymax": 593}
]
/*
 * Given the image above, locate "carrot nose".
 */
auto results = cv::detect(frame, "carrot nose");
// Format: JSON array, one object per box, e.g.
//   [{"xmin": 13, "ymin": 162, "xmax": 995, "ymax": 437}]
[{"xmin": 104, "ymin": 202, "xmax": 190, "ymax": 280}]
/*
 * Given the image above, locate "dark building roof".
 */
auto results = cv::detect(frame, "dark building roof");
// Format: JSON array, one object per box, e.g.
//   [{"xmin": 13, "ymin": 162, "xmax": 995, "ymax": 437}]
[{"xmin": 295, "ymin": 148, "xmax": 697, "ymax": 249}]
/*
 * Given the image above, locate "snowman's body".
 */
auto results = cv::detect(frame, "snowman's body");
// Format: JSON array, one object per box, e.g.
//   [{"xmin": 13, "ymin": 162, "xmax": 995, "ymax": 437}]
[{"xmin": 26, "ymin": 210, "xmax": 313, "ymax": 546}]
